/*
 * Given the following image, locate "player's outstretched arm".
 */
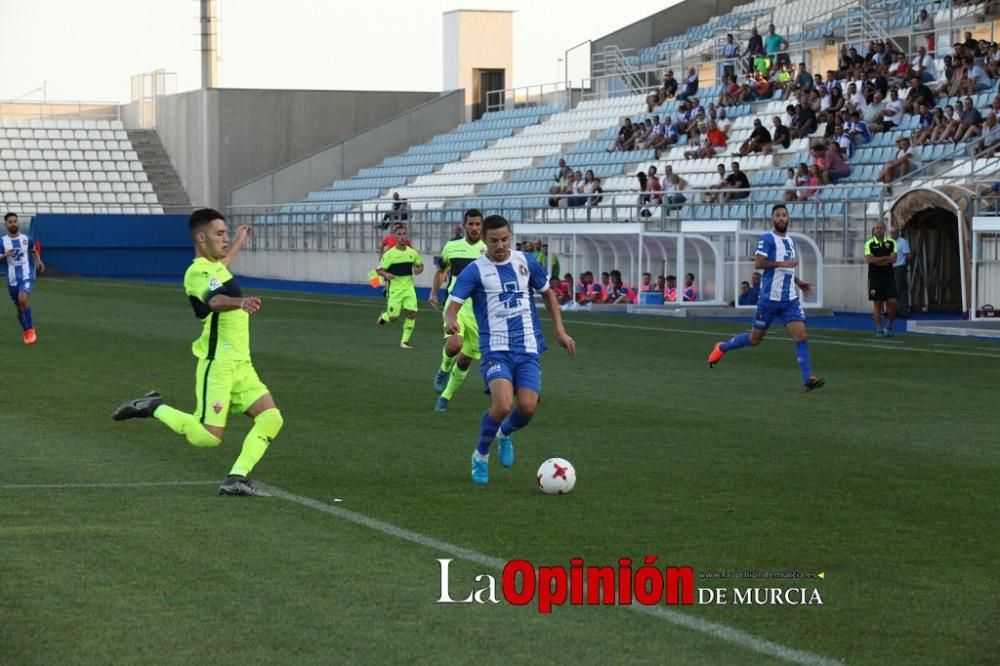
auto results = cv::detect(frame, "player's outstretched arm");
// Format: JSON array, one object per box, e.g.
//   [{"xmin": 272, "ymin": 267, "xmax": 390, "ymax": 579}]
[
  {"xmin": 207, "ymin": 294, "xmax": 261, "ymax": 314},
  {"xmin": 541, "ymin": 289, "xmax": 576, "ymax": 357},
  {"xmin": 32, "ymin": 247, "xmax": 45, "ymax": 273},
  {"xmin": 221, "ymin": 225, "xmax": 252, "ymax": 267}
]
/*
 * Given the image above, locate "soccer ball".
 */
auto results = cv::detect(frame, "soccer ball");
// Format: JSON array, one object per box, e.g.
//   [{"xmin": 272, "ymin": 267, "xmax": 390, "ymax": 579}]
[{"xmin": 536, "ymin": 458, "xmax": 576, "ymax": 495}]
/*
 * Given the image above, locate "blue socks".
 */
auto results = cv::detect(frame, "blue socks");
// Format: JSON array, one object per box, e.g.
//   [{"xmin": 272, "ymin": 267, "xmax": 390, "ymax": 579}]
[
  {"xmin": 500, "ymin": 407, "xmax": 532, "ymax": 436},
  {"xmin": 477, "ymin": 411, "xmax": 502, "ymax": 456},
  {"xmin": 20, "ymin": 307, "xmax": 32, "ymax": 330},
  {"xmin": 720, "ymin": 332, "xmax": 750, "ymax": 352},
  {"xmin": 795, "ymin": 340, "xmax": 812, "ymax": 384}
]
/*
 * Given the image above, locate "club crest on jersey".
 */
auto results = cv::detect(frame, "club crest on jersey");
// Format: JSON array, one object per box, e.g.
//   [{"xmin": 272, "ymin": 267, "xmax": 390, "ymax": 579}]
[
  {"xmin": 209, "ymin": 276, "xmax": 223, "ymax": 291},
  {"xmin": 518, "ymin": 264, "xmax": 529, "ymax": 277},
  {"xmin": 212, "ymin": 400, "xmax": 223, "ymax": 414}
]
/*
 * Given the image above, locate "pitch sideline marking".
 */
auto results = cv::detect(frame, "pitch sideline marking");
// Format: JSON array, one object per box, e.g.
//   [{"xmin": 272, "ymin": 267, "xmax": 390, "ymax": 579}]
[
  {"xmin": 0, "ymin": 478, "xmax": 842, "ymax": 665},
  {"xmin": 261, "ymin": 482, "xmax": 843, "ymax": 666}
]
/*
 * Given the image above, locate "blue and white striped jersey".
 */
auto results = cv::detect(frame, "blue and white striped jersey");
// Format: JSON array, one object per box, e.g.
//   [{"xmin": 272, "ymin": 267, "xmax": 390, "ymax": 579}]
[
  {"xmin": 448, "ymin": 250, "xmax": 551, "ymax": 356},
  {"xmin": 755, "ymin": 231, "xmax": 799, "ymax": 302},
  {"xmin": 1, "ymin": 233, "xmax": 33, "ymax": 286}
]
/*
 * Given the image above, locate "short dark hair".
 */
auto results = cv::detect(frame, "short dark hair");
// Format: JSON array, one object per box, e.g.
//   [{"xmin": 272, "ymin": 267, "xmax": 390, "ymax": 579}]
[
  {"xmin": 741, "ymin": 281, "xmax": 750, "ymax": 287},
  {"xmin": 666, "ymin": 274, "xmax": 677, "ymax": 281},
  {"xmin": 189, "ymin": 208, "xmax": 224, "ymax": 235},
  {"xmin": 483, "ymin": 215, "xmax": 509, "ymax": 233},
  {"xmin": 464, "ymin": 208, "xmax": 483, "ymax": 222},
  {"xmin": 685, "ymin": 272, "xmax": 695, "ymax": 280},
  {"xmin": 4, "ymin": 212, "xmax": 16, "ymax": 221},
  {"xmin": 771, "ymin": 203, "xmax": 788, "ymax": 215},
  {"xmin": 392, "ymin": 222, "xmax": 407, "ymax": 232}
]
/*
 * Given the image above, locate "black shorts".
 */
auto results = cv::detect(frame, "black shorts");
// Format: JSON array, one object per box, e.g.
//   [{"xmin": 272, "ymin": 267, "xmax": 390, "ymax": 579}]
[{"xmin": 869, "ymin": 273, "xmax": 897, "ymax": 301}]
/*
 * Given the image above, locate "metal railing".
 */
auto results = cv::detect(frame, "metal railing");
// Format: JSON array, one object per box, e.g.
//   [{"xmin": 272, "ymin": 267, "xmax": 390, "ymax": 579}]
[
  {"xmin": 225, "ymin": 183, "xmax": 896, "ymax": 259},
  {"xmin": 0, "ymin": 99, "xmax": 121, "ymax": 122}
]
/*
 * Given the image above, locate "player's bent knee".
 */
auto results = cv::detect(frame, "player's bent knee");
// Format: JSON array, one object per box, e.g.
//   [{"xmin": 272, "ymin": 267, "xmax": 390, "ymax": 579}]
[
  {"xmin": 187, "ymin": 425, "xmax": 222, "ymax": 448},
  {"xmin": 255, "ymin": 407, "xmax": 284, "ymax": 440},
  {"xmin": 457, "ymin": 356, "xmax": 472, "ymax": 370}
]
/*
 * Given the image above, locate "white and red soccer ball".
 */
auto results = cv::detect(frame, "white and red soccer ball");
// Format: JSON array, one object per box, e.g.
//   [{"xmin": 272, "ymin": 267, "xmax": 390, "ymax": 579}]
[{"xmin": 536, "ymin": 458, "xmax": 576, "ymax": 495}]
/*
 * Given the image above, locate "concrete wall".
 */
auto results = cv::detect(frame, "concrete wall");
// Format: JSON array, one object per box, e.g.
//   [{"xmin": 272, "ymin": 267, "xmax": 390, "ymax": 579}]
[
  {"xmin": 230, "ymin": 90, "xmax": 464, "ymax": 207},
  {"xmin": 133, "ymin": 87, "xmax": 442, "ymax": 209},
  {"xmin": 591, "ymin": 0, "xmax": 754, "ymax": 60}
]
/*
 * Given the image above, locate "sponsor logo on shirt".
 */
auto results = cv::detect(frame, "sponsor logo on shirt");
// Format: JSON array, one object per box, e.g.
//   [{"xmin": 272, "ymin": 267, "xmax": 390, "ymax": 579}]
[{"xmin": 209, "ymin": 276, "xmax": 223, "ymax": 291}]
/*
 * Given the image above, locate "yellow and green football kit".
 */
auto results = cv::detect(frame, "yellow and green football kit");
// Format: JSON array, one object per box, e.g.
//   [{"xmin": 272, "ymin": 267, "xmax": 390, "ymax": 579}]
[
  {"xmin": 439, "ymin": 237, "xmax": 485, "ymax": 360},
  {"xmin": 381, "ymin": 245, "xmax": 423, "ymax": 317},
  {"xmin": 182, "ymin": 257, "xmax": 269, "ymax": 428}
]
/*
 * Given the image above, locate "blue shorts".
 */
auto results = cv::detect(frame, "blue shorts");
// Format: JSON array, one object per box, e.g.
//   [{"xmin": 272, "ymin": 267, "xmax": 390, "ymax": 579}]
[
  {"xmin": 753, "ymin": 299, "xmax": 805, "ymax": 330},
  {"xmin": 7, "ymin": 279, "xmax": 31, "ymax": 303},
  {"xmin": 480, "ymin": 351, "xmax": 542, "ymax": 395}
]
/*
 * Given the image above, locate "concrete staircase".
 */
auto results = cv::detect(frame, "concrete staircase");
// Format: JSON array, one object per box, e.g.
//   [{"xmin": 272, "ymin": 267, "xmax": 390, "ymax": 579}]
[{"xmin": 126, "ymin": 130, "xmax": 191, "ymax": 208}]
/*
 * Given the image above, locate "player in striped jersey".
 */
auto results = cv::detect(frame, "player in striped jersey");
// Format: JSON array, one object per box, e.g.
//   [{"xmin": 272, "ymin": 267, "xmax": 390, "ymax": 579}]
[
  {"xmin": 708, "ymin": 204, "xmax": 824, "ymax": 391},
  {"xmin": 446, "ymin": 215, "xmax": 576, "ymax": 485},
  {"xmin": 429, "ymin": 209, "xmax": 485, "ymax": 411},
  {"xmin": 2, "ymin": 212, "xmax": 45, "ymax": 345}
]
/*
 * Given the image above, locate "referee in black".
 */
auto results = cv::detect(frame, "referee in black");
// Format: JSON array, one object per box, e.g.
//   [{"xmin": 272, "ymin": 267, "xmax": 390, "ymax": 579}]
[{"xmin": 864, "ymin": 221, "xmax": 899, "ymax": 337}]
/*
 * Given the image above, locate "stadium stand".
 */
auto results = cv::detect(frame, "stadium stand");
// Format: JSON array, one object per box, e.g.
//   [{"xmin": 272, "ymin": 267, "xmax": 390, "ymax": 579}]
[
  {"xmin": 0, "ymin": 119, "xmax": 163, "ymax": 214},
  {"xmin": 249, "ymin": 0, "xmax": 1000, "ymax": 237}
]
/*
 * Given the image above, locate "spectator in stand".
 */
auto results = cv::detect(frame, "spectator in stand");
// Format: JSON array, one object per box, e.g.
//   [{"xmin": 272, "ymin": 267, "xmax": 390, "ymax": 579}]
[
  {"xmin": 833, "ymin": 124, "xmax": 854, "ymax": 159},
  {"xmin": 612, "ymin": 117, "xmax": 637, "ymax": 151},
  {"xmin": 636, "ymin": 171, "xmax": 651, "ymax": 206},
  {"xmin": 965, "ymin": 56, "xmax": 993, "ymax": 93},
  {"xmin": 952, "ymin": 96, "xmax": 984, "ymax": 143},
  {"xmin": 553, "ymin": 158, "xmax": 569, "ymax": 182},
  {"xmin": 882, "ymin": 88, "xmax": 904, "ymax": 130},
  {"xmin": 912, "ymin": 103, "xmax": 937, "ymax": 145},
  {"xmin": 676, "ymin": 67, "xmax": 699, "ymax": 101},
  {"xmin": 647, "ymin": 165, "xmax": 664, "ymax": 205},
  {"xmin": 739, "ymin": 118, "xmax": 772, "ymax": 156},
  {"xmin": 783, "ymin": 167, "xmax": 799, "ymax": 201},
  {"xmin": 764, "ymin": 23, "xmax": 789, "ymax": 68},
  {"xmin": 862, "ymin": 91, "xmax": 888, "ymax": 132},
  {"xmin": 568, "ymin": 170, "xmax": 589, "ymax": 207},
  {"xmin": 550, "ymin": 277, "xmax": 569, "ymax": 306},
  {"xmin": 722, "ymin": 33, "xmax": 741, "ymax": 78},
  {"xmin": 775, "ymin": 62, "xmax": 793, "ymax": 97},
  {"xmin": 802, "ymin": 165, "xmax": 820, "ymax": 200},
  {"xmin": 703, "ymin": 163, "xmax": 728, "ymax": 203},
  {"xmin": 719, "ymin": 74, "xmax": 746, "ymax": 107},
  {"xmin": 753, "ymin": 51, "xmax": 772, "ymax": 79},
  {"xmin": 793, "ymin": 62, "xmax": 815, "ymax": 98},
  {"xmin": 663, "ymin": 173, "xmax": 688, "ymax": 212},
  {"xmin": 918, "ymin": 8, "xmax": 935, "ymax": 54},
  {"xmin": 664, "ymin": 275, "xmax": 678, "ymax": 302},
  {"xmin": 888, "ymin": 52, "xmax": 911, "ymax": 87},
  {"xmin": 816, "ymin": 141, "xmax": 851, "ymax": 184},
  {"xmin": 791, "ymin": 103, "xmax": 818, "ymax": 140},
  {"xmin": 877, "ymin": 137, "xmax": 922, "ymax": 192},
  {"xmin": 845, "ymin": 82, "xmax": 867, "ymax": 113},
  {"xmin": 821, "ymin": 86, "xmax": 846, "ymax": 124},
  {"xmin": 746, "ymin": 27, "xmax": 764, "ymax": 71},
  {"xmin": 382, "ymin": 192, "xmax": 409, "ymax": 225},
  {"xmin": 765, "ymin": 116, "xmax": 791, "ymax": 155},
  {"xmin": 723, "ymin": 161, "xmax": 751, "ymax": 202},
  {"xmin": 694, "ymin": 120, "xmax": 727, "ymax": 158},
  {"xmin": 912, "ymin": 46, "xmax": 937, "ymax": 82},
  {"xmin": 632, "ymin": 119, "xmax": 651, "ymax": 148},
  {"xmin": 639, "ymin": 115, "xmax": 663, "ymax": 150},
  {"xmin": 905, "ymin": 73, "xmax": 936, "ymax": 113},
  {"xmin": 929, "ymin": 105, "xmax": 957, "ymax": 143},
  {"xmin": 845, "ymin": 110, "xmax": 872, "ymax": 146},
  {"xmin": 656, "ymin": 70, "xmax": 679, "ymax": 107},
  {"xmin": 973, "ymin": 112, "xmax": 1000, "ymax": 155},
  {"xmin": 587, "ymin": 177, "xmax": 604, "ymax": 206},
  {"xmin": 938, "ymin": 55, "xmax": 968, "ymax": 98},
  {"xmin": 682, "ymin": 273, "xmax": 698, "ymax": 301}
]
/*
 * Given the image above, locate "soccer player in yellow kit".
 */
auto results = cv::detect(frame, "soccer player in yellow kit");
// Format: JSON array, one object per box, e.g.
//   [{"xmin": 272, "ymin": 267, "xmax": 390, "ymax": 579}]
[
  {"xmin": 112, "ymin": 208, "xmax": 283, "ymax": 497},
  {"xmin": 429, "ymin": 209, "xmax": 485, "ymax": 411},
  {"xmin": 376, "ymin": 223, "xmax": 423, "ymax": 349}
]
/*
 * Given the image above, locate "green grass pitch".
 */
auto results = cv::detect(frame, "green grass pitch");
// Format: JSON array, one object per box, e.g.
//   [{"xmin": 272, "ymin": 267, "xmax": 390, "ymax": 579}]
[{"xmin": 1, "ymin": 277, "xmax": 997, "ymax": 665}]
